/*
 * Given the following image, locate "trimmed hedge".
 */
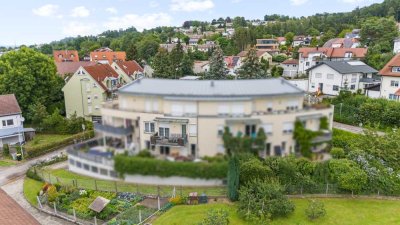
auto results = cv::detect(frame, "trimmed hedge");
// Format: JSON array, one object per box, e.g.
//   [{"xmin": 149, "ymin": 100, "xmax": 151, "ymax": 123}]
[
  {"xmin": 25, "ymin": 131, "xmax": 94, "ymax": 158},
  {"xmin": 114, "ymin": 155, "xmax": 228, "ymax": 179}
]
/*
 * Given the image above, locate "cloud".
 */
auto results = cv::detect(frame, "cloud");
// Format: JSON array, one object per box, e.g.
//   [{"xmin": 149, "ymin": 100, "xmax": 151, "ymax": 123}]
[
  {"xmin": 62, "ymin": 22, "xmax": 96, "ymax": 36},
  {"xmin": 106, "ymin": 7, "xmax": 118, "ymax": 14},
  {"xmin": 71, "ymin": 6, "xmax": 90, "ymax": 18},
  {"xmin": 149, "ymin": 1, "xmax": 160, "ymax": 8},
  {"xmin": 170, "ymin": 0, "xmax": 214, "ymax": 12},
  {"xmin": 104, "ymin": 13, "xmax": 172, "ymax": 31},
  {"xmin": 32, "ymin": 4, "xmax": 59, "ymax": 17},
  {"xmin": 290, "ymin": 0, "xmax": 309, "ymax": 5}
]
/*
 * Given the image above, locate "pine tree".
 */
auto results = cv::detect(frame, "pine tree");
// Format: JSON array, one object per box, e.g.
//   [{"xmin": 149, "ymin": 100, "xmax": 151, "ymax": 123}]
[
  {"xmin": 170, "ymin": 41, "xmax": 185, "ymax": 77},
  {"xmin": 227, "ymin": 155, "xmax": 240, "ymax": 201},
  {"xmin": 152, "ymin": 48, "xmax": 173, "ymax": 78},
  {"xmin": 207, "ymin": 46, "xmax": 228, "ymax": 80},
  {"xmin": 237, "ymin": 48, "xmax": 267, "ymax": 79}
]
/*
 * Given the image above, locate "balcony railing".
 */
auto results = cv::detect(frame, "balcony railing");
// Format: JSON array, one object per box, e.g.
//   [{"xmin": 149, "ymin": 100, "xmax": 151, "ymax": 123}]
[
  {"xmin": 150, "ymin": 133, "xmax": 188, "ymax": 147},
  {"xmin": 94, "ymin": 123, "xmax": 133, "ymax": 136},
  {"xmin": 311, "ymin": 130, "xmax": 332, "ymax": 144}
]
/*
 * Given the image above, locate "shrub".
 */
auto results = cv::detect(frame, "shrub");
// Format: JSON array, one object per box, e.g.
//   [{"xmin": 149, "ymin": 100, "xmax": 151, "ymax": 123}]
[
  {"xmin": 199, "ymin": 209, "xmax": 229, "ymax": 225},
  {"xmin": 47, "ymin": 185, "xmax": 59, "ymax": 202},
  {"xmin": 114, "ymin": 155, "xmax": 228, "ymax": 179},
  {"xmin": 2, "ymin": 144, "xmax": 9, "ymax": 157},
  {"xmin": 169, "ymin": 196, "xmax": 185, "ymax": 205},
  {"xmin": 330, "ymin": 147, "xmax": 345, "ymax": 159},
  {"xmin": 227, "ymin": 156, "xmax": 240, "ymax": 201},
  {"xmin": 136, "ymin": 150, "xmax": 153, "ymax": 158},
  {"xmin": 26, "ymin": 168, "xmax": 43, "ymax": 182},
  {"xmin": 305, "ymin": 199, "xmax": 326, "ymax": 220}
]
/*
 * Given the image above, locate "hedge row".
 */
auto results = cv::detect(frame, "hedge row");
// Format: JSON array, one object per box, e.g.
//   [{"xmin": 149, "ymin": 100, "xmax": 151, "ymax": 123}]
[
  {"xmin": 25, "ymin": 131, "xmax": 94, "ymax": 158},
  {"xmin": 114, "ymin": 155, "xmax": 228, "ymax": 179}
]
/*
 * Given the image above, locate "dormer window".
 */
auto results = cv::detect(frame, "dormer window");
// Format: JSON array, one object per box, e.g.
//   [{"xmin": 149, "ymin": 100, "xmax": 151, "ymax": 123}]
[
  {"xmin": 58, "ymin": 54, "xmax": 63, "ymax": 58},
  {"xmin": 70, "ymin": 54, "xmax": 74, "ymax": 58},
  {"xmin": 345, "ymin": 52, "xmax": 353, "ymax": 58},
  {"xmin": 392, "ymin": 67, "xmax": 400, "ymax": 73}
]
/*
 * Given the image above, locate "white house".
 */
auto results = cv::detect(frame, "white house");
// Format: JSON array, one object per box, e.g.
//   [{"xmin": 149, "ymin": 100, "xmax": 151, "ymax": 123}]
[
  {"xmin": 193, "ymin": 61, "xmax": 210, "ymax": 74},
  {"xmin": 394, "ymin": 38, "xmax": 400, "ymax": 54},
  {"xmin": 364, "ymin": 84, "xmax": 381, "ymax": 99},
  {"xmin": 308, "ymin": 61, "xmax": 379, "ymax": 96},
  {"xmin": 281, "ymin": 59, "xmax": 299, "ymax": 78},
  {"xmin": 0, "ymin": 94, "xmax": 25, "ymax": 148},
  {"xmin": 379, "ymin": 54, "xmax": 400, "ymax": 100}
]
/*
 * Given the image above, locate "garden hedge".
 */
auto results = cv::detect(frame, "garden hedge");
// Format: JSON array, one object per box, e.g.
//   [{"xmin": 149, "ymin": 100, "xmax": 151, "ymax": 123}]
[
  {"xmin": 114, "ymin": 155, "xmax": 228, "ymax": 179},
  {"xmin": 25, "ymin": 131, "xmax": 94, "ymax": 158}
]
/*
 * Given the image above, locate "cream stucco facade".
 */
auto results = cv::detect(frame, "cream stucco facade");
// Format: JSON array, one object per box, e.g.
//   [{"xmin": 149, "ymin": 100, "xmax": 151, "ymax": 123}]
[{"xmin": 96, "ymin": 79, "xmax": 334, "ymax": 158}]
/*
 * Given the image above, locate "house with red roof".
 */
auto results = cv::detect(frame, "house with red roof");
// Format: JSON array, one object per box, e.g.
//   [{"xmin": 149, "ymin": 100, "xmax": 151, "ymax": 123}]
[
  {"xmin": 90, "ymin": 51, "xmax": 126, "ymax": 64},
  {"xmin": 379, "ymin": 54, "xmax": 400, "ymax": 100},
  {"xmin": 62, "ymin": 64, "xmax": 129, "ymax": 122},
  {"xmin": 298, "ymin": 47, "xmax": 368, "ymax": 74},
  {"xmin": 0, "ymin": 94, "xmax": 26, "ymax": 148},
  {"xmin": 111, "ymin": 60, "xmax": 144, "ymax": 82},
  {"xmin": 53, "ymin": 50, "xmax": 79, "ymax": 62}
]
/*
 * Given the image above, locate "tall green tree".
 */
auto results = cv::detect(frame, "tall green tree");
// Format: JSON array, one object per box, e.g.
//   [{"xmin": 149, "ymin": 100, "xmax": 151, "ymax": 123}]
[
  {"xmin": 285, "ymin": 32, "xmax": 295, "ymax": 47},
  {"xmin": 152, "ymin": 48, "xmax": 173, "ymax": 78},
  {"xmin": 0, "ymin": 47, "xmax": 64, "ymax": 120},
  {"xmin": 237, "ymin": 48, "xmax": 268, "ymax": 79},
  {"xmin": 360, "ymin": 17, "xmax": 398, "ymax": 52},
  {"xmin": 207, "ymin": 46, "xmax": 228, "ymax": 80},
  {"xmin": 227, "ymin": 156, "xmax": 240, "ymax": 201}
]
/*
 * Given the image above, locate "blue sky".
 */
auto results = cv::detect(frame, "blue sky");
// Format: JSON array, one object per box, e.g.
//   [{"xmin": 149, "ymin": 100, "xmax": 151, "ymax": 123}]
[{"xmin": 0, "ymin": 0, "xmax": 382, "ymax": 46}]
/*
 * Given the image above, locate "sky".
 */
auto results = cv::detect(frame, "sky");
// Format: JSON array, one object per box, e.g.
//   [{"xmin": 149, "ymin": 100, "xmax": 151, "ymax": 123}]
[{"xmin": 0, "ymin": 0, "xmax": 383, "ymax": 46}]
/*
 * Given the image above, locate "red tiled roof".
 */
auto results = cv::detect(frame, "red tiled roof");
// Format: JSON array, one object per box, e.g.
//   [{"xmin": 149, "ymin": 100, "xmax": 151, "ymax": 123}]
[
  {"xmin": 55, "ymin": 61, "xmax": 97, "ymax": 76},
  {"xmin": 379, "ymin": 54, "xmax": 400, "ymax": 77},
  {"xmin": 0, "ymin": 189, "xmax": 40, "ymax": 225},
  {"xmin": 298, "ymin": 47, "xmax": 367, "ymax": 58},
  {"xmin": 53, "ymin": 50, "xmax": 79, "ymax": 62},
  {"xmin": 282, "ymin": 59, "xmax": 299, "ymax": 65},
  {"xmin": 116, "ymin": 61, "xmax": 143, "ymax": 76},
  {"xmin": 90, "ymin": 51, "xmax": 126, "ymax": 64},
  {"xmin": 84, "ymin": 64, "xmax": 119, "ymax": 91},
  {"xmin": 0, "ymin": 94, "xmax": 21, "ymax": 116}
]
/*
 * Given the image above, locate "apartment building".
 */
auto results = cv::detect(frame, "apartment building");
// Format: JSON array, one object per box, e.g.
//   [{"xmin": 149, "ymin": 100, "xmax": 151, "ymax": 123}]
[
  {"xmin": 255, "ymin": 39, "xmax": 279, "ymax": 50},
  {"xmin": 97, "ymin": 78, "xmax": 333, "ymax": 158}
]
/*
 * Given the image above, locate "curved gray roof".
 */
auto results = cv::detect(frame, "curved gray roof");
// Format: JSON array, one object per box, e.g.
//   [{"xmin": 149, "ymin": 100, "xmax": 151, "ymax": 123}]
[{"xmin": 119, "ymin": 78, "xmax": 304, "ymax": 98}]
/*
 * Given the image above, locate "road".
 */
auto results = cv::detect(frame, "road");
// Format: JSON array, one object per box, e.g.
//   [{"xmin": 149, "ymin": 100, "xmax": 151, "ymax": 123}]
[
  {"xmin": 333, "ymin": 122, "xmax": 385, "ymax": 136},
  {"xmin": 0, "ymin": 147, "xmax": 67, "ymax": 186}
]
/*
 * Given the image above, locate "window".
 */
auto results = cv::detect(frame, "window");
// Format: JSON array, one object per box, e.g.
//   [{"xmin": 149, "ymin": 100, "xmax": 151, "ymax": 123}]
[
  {"xmin": 232, "ymin": 104, "xmax": 244, "ymax": 115},
  {"xmin": 306, "ymin": 62, "xmax": 310, "ymax": 66},
  {"xmin": 218, "ymin": 104, "xmax": 230, "ymax": 115},
  {"xmin": 351, "ymin": 74, "xmax": 357, "ymax": 83},
  {"xmin": 191, "ymin": 144, "xmax": 196, "ymax": 156},
  {"xmin": 109, "ymin": 170, "xmax": 118, "ymax": 178},
  {"xmin": 391, "ymin": 80, "xmax": 399, "ymax": 87},
  {"xmin": 311, "ymin": 83, "xmax": 315, "ymax": 88},
  {"xmin": 345, "ymin": 52, "xmax": 353, "ymax": 58},
  {"xmin": 189, "ymin": 124, "xmax": 197, "ymax": 136},
  {"xmin": 391, "ymin": 67, "xmax": 400, "ymax": 72},
  {"xmin": 283, "ymin": 122, "xmax": 294, "ymax": 134},
  {"xmin": 266, "ymin": 102, "xmax": 273, "ymax": 112},
  {"xmin": 266, "ymin": 143, "xmax": 271, "ymax": 156},
  {"xmin": 145, "ymin": 141, "xmax": 150, "ymax": 150},
  {"xmin": 87, "ymin": 96, "xmax": 92, "ymax": 103},
  {"xmin": 3, "ymin": 119, "xmax": 14, "ymax": 126},
  {"xmin": 286, "ymin": 100, "xmax": 299, "ymax": 111},
  {"xmin": 217, "ymin": 125, "xmax": 224, "ymax": 136},
  {"xmin": 350, "ymin": 85, "xmax": 356, "ymax": 90},
  {"xmin": 333, "ymin": 85, "xmax": 339, "ymax": 91},
  {"xmin": 262, "ymin": 124, "xmax": 273, "ymax": 135},
  {"xmin": 171, "ymin": 103, "xmax": 183, "ymax": 116},
  {"xmin": 100, "ymin": 168, "xmax": 108, "ymax": 176},
  {"xmin": 327, "ymin": 74, "xmax": 334, "ymax": 79},
  {"xmin": 76, "ymin": 161, "xmax": 82, "ymax": 168},
  {"xmin": 315, "ymin": 73, "xmax": 322, "ymax": 78},
  {"xmin": 389, "ymin": 94, "xmax": 398, "ymax": 100},
  {"xmin": 159, "ymin": 127, "xmax": 170, "ymax": 137},
  {"xmin": 69, "ymin": 158, "xmax": 75, "ymax": 165},
  {"xmin": 160, "ymin": 146, "xmax": 170, "ymax": 155},
  {"xmin": 91, "ymin": 166, "xmax": 98, "ymax": 173},
  {"xmin": 83, "ymin": 164, "xmax": 90, "ymax": 171},
  {"xmin": 184, "ymin": 104, "xmax": 197, "ymax": 115},
  {"xmin": 144, "ymin": 122, "xmax": 155, "ymax": 133},
  {"xmin": 245, "ymin": 125, "xmax": 257, "ymax": 136}
]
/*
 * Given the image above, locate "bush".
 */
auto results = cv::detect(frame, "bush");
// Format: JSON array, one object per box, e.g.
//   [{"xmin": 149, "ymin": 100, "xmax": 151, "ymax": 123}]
[
  {"xmin": 199, "ymin": 209, "xmax": 229, "ymax": 225},
  {"xmin": 330, "ymin": 147, "xmax": 345, "ymax": 159},
  {"xmin": 136, "ymin": 150, "xmax": 153, "ymax": 158},
  {"xmin": 25, "ymin": 131, "xmax": 94, "ymax": 158},
  {"xmin": 47, "ymin": 185, "xmax": 58, "ymax": 202},
  {"xmin": 2, "ymin": 144, "xmax": 9, "ymax": 157},
  {"xmin": 169, "ymin": 196, "xmax": 185, "ymax": 205},
  {"xmin": 26, "ymin": 168, "xmax": 43, "ymax": 182},
  {"xmin": 305, "ymin": 199, "xmax": 326, "ymax": 220},
  {"xmin": 114, "ymin": 155, "xmax": 228, "ymax": 179}
]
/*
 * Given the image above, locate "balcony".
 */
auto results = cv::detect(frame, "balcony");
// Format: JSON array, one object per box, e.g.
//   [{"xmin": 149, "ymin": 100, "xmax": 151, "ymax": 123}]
[
  {"xmin": 311, "ymin": 130, "xmax": 332, "ymax": 144},
  {"xmin": 150, "ymin": 133, "xmax": 188, "ymax": 147},
  {"xmin": 94, "ymin": 123, "xmax": 133, "ymax": 136}
]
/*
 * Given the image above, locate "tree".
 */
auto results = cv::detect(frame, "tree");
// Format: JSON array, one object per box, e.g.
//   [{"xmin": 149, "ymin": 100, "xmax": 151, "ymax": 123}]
[
  {"xmin": 338, "ymin": 166, "xmax": 367, "ymax": 196},
  {"xmin": 227, "ymin": 156, "xmax": 240, "ymax": 201},
  {"xmin": 238, "ymin": 179, "xmax": 295, "ymax": 222},
  {"xmin": 28, "ymin": 103, "xmax": 48, "ymax": 131},
  {"xmin": 285, "ymin": 32, "xmax": 295, "ymax": 47},
  {"xmin": 305, "ymin": 199, "xmax": 326, "ymax": 221},
  {"xmin": 239, "ymin": 158, "xmax": 272, "ymax": 186},
  {"xmin": 0, "ymin": 47, "xmax": 64, "ymax": 120},
  {"xmin": 152, "ymin": 48, "xmax": 173, "ymax": 78},
  {"xmin": 270, "ymin": 65, "xmax": 284, "ymax": 77},
  {"xmin": 136, "ymin": 35, "xmax": 161, "ymax": 62},
  {"xmin": 360, "ymin": 17, "xmax": 398, "ymax": 52},
  {"xmin": 237, "ymin": 48, "xmax": 267, "ymax": 79},
  {"xmin": 199, "ymin": 209, "xmax": 229, "ymax": 225},
  {"xmin": 207, "ymin": 46, "xmax": 228, "ymax": 79}
]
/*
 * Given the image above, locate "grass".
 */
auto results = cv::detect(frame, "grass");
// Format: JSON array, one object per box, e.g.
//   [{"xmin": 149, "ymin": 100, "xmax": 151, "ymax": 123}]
[
  {"xmin": 25, "ymin": 134, "xmax": 72, "ymax": 148},
  {"xmin": 0, "ymin": 159, "xmax": 16, "ymax": 167},
  {"xmin": 23, "ymin": 177, "xmax": 44, "ymax": 206},
  {"xmin": 153, "ymin": 198, "xmax": 400, "ymax": 225},
  {"xmin": 40, "ymin": 168, "xmax": 227, "ymax": 196}
]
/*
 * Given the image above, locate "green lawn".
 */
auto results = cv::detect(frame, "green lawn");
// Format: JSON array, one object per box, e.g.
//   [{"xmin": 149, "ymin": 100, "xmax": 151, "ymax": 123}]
[
  {"xmin": 25, "ymin": 134, "xmax": 72, "ymax": 148},
  {"xmin": 23, "ymin": 178, "xmax": 44, "ymax": 206},
  {"xmin": 0, "ymin": 160, "xmax": 16, "ymax": 167},
  {"xmin": 153, "ymin": 198, "xmax": 400, "ymax": 225},
  {"xmin": 41, "ymin": 168, "xmax": 226, "ymax": 196}
]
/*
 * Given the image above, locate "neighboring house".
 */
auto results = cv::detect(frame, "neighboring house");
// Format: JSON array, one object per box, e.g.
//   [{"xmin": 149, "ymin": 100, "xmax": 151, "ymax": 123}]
[
  {"xmin": 298, "ymin": 47, "xmax": 368, "ymax": 74},
  {"xmin": 189, "ymin": 38, "xmax": 199, "ymax": 46},
  {"xmin": 255, "ymin": 39, "xmax": 279, "ymax": 50},
  {"xmin": 55, "ymin": 61, "xmax": 96, "ymax": 78},
  {"xmin": 62, "ymin": 64, "xmax": 125, "ymax": 122},
  {"xmin": 53, "ymin": 50, "xmax": 79, "ymax": 62},
  {"xmin": 281, "ymin": 59, "xmax": 299, "ymax": 78},
  {"xmin": 90, "ymin": 51, "xmax": 126, "ymax": 64},
  {"xmin": 394, "ymin": 38, "xmax": 400, "ymax": 54},
  {"xmin": 277, "ymin": 37, "xmax": 286, "ymax": 45},
  {"xmin": 111, "ymin": 60, "xmax": 144, "ymax": 83},
  {"xmin": 345, "ymin": 29, "xmax": 361, "ymax": 39},
  {"xmin": 195, "ymin": 43, "xmax": 216, "ymax": 52},
  {"xmin": 93, "ymin": 47, "xmax": 113, "ymax": 52},
  {"xmin": 225, "ymin": 56, "xmax": 241, "ymax": 76},
  {"xmin": 379, "ymin": 54, "xmax": 400, "ymax": 100},
  {"xmin": 323, "ymin": 38, "xmax": 360, "ymax": 48},
  {"xmin": 193, "ymin": 61, "xmax": 210, "ymax": 74},
  {"xmin": 92, "ymin": 78, "xmax": 333, "ymax": 159},
  {"xmin": 0, "ymin": 94, "xmax": 25, "ymax": 148},
  {"xmin": 237, "ymin": 50, "xmax": 273, "ymax": 64},
  {"xmin": 159, "ymin": 43, "xmax": 188, "ymax": 53},
  {"xmin": 307, "ymin": 61, "xmax": 379, "ymax": 96},
  {"xmin": 292, "ymin": 36, "xmax": 311, "ymax": 47},
  {"xmin": 365, "ymin": 84, "xmax": 381, "ymax": 99}
]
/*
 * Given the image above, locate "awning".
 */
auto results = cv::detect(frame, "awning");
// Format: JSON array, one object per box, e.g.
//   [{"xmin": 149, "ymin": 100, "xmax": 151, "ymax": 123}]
[
  {"xmin": 225, "ymin": 118, "xmax": 261, "ymax": 125},
  {"xmin": 296, "ymin": 113, "xmax": 323, "ymax": 121},
  {"xmin": 154, "ymin": 117, "xmax": 189, "ymax": 123}
]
